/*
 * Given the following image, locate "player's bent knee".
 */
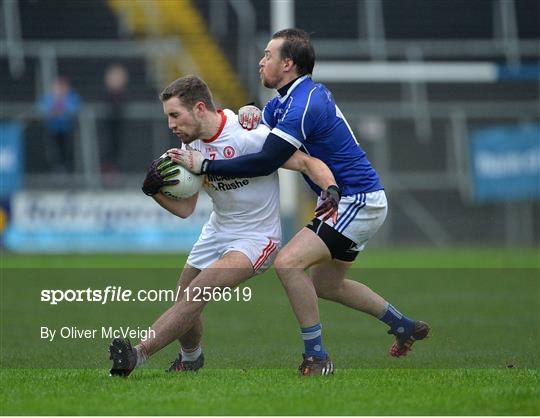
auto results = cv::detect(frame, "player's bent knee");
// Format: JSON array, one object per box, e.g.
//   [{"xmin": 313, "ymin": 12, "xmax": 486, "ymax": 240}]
[
  {"xmin": 273, "ymin": 254, "xmax": 287, "ymax": 271},
  {"xmin": 274, "ymin": 250, "xmax": 304, "ymax": 271}
]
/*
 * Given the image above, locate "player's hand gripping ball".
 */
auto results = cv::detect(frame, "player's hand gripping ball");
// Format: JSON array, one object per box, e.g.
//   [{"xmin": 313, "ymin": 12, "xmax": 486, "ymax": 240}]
[
  {"xmin": 238, "ymin": 104, "xmax": 261, "ymax": 130},
  {"xmin": 167, "ymin": 146, "xmax": 206, "ymax": 175},
  {"xmin": 142, "ymin": 154, "xmax": 203, "ymax": 199},
  {"xmin": 142, "ymin": 155, "xmax": 178, "ymax": 196},
  {"xmin": 159, "ymin": 161, "xmax": 203, "ymax": 200}
]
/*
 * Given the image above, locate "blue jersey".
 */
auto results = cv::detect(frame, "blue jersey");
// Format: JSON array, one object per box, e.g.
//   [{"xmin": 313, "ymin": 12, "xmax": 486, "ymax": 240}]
[{"xmin": 262, "ymin": 75, "xmax": 383, "ymax": 196}]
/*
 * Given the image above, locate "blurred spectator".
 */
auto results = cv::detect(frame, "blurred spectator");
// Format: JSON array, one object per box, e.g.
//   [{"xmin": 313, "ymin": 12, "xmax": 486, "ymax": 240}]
[
  {"xmin": 103, "ymin": 64, "xmax": 129, "ymax": 173},
  {"xmin": 38, "ymin": 77, "xmax": 81, "ymax": 173}
]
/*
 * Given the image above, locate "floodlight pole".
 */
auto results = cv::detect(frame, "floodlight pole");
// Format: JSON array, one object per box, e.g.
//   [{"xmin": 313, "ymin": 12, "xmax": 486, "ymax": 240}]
[{"xmin": 270, "ymin": 0, "xmax": 298, "ymax": 242}]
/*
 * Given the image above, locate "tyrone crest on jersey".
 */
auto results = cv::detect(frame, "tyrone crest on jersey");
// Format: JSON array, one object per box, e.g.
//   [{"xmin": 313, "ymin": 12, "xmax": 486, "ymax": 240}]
[{"xmin": 223, "ymin": 146, "xmax": 236, "ymax": 158}]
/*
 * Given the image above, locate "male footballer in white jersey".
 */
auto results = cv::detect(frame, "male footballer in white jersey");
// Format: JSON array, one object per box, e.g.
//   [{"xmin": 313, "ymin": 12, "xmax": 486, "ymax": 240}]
[{"xmin": 109, "ymin": 75, "xmax": 339, "ymax": 376}]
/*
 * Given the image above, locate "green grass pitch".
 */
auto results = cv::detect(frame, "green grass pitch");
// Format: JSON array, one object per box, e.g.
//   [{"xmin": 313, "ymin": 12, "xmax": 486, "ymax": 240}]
[{"xmin": 1, "ymin": 248, "xmax": 539, "ymax": 415}]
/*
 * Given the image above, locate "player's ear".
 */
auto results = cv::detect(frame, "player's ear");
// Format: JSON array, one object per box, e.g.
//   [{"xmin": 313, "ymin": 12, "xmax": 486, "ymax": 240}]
[
  {"xmin": 193, "ymin": 101, "xmax": 206, "ymax": 115},
  {"xmin": 282, "ymin": 57, "xmax": 294, "ymax": 73}
]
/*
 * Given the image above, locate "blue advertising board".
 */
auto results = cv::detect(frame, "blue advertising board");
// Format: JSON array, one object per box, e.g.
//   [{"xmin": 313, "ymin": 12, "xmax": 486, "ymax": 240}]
[
  {"xmin": 0, "ymin": 122, "xmax": 24, "ymax": 198},
  {"xmin": 470, "ymin": 123, "xmax": 540, "ymax": 202},
  {"xmin": 4, "ymin": 191, "xmax": 213, "ymax": 253}
]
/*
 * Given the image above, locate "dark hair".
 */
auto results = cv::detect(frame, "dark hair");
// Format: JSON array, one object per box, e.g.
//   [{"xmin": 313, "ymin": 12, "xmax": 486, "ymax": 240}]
[
  {"xmin": 272, "ymin": 28, "xmax": 315, "ymax": 76},
  {"xmin": 159, "ymin": 75, "xmax": 216, "ymax": 111}
]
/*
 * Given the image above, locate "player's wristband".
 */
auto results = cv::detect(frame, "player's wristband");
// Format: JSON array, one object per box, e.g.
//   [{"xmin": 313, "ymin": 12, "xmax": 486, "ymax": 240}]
[{"xmin": 201, "ymin": 159, "xmax": 211, "ymax": 174}]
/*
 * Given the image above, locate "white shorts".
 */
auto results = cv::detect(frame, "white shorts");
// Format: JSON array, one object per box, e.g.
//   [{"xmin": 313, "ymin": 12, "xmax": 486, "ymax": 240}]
[
  {"xmin": 318, "ymin": 189, "xmax": 388, "ymax": 252},
  {"xmin": 187, "ymin": 222, "xmax": 280, "ymax": 274}
]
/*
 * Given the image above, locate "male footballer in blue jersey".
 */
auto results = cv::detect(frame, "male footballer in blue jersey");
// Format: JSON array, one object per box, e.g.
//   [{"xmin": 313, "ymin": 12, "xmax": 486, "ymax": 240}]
[{"xmin": 170, "ymin": 28, "xmax": 430, "ymax": 376}]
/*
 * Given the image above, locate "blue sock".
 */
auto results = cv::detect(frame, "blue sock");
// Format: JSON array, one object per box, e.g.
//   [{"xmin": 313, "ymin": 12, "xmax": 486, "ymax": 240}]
[
  {"xmin": 379, "ymin": 303, "xmax": 415, "ymax": 336},
  {"xmin": 301, "ymin": 323, "xmax": 327, "ymax": 359}
]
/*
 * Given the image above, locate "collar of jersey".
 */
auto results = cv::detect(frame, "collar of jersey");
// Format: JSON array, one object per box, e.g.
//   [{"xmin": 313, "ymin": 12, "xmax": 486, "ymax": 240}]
[
  {"xmin": 203, "ymin": 109, "xmax": 226, "ymax": 143},
  {"xmin": 278, "ymin": 75, "xmax": 311, "ymax": 103}
]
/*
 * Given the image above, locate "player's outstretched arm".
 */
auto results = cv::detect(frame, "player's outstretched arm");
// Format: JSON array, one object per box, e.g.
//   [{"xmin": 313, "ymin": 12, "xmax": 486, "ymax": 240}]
[
  {"xmin": 171, "ymin": 133, "xmax": 297, "ymax": 177},
  {"xmin": 282, "ymin": 151, "xmax": 337, "ymax": 190},
  {"xmin": 282, "ymin": 152, "xmax": 341, "ymax": 224},
  {"xmin": 152, "ymin": 192, "xmax": 199, "ymax": 219}
]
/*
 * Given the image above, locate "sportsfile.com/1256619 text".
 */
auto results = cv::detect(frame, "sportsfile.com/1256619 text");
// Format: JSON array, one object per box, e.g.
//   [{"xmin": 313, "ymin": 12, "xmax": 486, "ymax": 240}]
[{"xmin": 40, "ymin": 285, "xmax": 253, "ymax": 305}]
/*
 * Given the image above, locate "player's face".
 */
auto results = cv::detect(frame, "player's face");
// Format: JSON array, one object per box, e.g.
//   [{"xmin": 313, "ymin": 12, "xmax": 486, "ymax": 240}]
[
  {"xmin": 259, "ymin": 38, "xmax": 286, "ymax": 89},
  {"xmin": 162, "ymin": 98, "xmax": 203, "ymax": 144}
]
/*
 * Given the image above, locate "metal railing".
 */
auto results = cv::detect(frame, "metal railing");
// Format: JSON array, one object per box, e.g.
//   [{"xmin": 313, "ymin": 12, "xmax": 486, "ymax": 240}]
[
  {"xmin": 4, "ymin": 97, "xmax": 538, "ymax": 247},
  {"xmin": 2, "ymin": 0, "xmax": 24, "ymax": 79},
  {"xmin": 309, "ymin": 39, "xmax": 540, "ymax": 60},
  {"xmin": 228, "ymin": 0, "xmax": 258, "ymax": 95}
]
